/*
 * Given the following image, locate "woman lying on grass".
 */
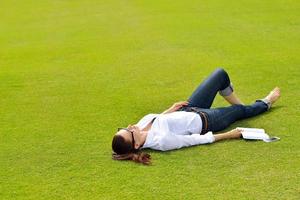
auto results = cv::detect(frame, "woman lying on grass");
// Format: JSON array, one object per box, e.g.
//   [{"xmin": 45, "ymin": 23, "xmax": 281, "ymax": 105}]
[{"xmin": 112, "ymin": 68, "xmax": 280, "ymax": 165}]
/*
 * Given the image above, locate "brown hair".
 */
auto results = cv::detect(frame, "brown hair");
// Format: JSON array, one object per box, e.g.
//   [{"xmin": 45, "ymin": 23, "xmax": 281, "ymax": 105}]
[{"xmin": 112, "ymin": 135, "xmax": 151, "ymax": 165}]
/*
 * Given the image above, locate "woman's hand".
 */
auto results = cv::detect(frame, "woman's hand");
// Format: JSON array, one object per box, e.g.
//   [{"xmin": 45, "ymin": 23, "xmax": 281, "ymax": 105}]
[
  {"xmin": 127, "ymin": 124, "xmax": 140, "ymax": 134},
  {"xmin": 228, "ymin": 128, "xmax": 243, "ymax": 139},
  {"xmin": 214, "ymin": 128, "xmax": 243, "ymax": 142},
  {"xmin": 171, "ymin": 101, "xmax": 189, "ymax": 110},
  {"xmin": 162, "ymin": 101, "xmax": 189, "ymax": 114}
]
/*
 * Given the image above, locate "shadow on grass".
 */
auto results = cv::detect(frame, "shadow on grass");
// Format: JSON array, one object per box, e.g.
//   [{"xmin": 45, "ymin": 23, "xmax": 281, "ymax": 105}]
[{"xmin": 262, "ymin": 105, "xmax": 285, "ymax": 114}]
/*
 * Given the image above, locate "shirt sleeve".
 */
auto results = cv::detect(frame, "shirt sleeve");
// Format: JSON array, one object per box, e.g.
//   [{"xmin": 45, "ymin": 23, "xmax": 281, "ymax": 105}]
[{"xmin": 157, "ymin": 131, "xmax": 215, "ymax": 151}]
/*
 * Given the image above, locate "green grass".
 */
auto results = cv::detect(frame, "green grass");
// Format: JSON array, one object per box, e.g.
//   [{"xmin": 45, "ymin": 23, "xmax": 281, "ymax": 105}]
[{"xmin": 1, "ymin": 0, "xmax": 299, "ymax": 199}]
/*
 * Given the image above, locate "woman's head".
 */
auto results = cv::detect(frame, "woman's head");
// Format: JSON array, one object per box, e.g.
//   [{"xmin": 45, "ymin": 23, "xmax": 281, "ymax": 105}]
[
  {"xmin": 111, "ymin": 126, "xmax": 151, "ymax": 165},
  {"xmin": 112, "ymin": 130, "xmax": 135, "ymax": 154}
]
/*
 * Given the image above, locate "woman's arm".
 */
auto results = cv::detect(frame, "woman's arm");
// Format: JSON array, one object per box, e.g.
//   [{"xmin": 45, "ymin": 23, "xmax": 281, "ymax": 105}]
[
  {"xmin": 213, "ymin": 129, "xmax": 243, "ymax": 142},
  {"xmin": 156, "ymin": 131, "xmax": 215, "ymax": 151},
  {"xmin": 162, "ymin": 101, "xmax": 189, "ymax": 114},
  {"xmin": 152, "ymin": 129, "xmax": 242, "ymax": 151}
]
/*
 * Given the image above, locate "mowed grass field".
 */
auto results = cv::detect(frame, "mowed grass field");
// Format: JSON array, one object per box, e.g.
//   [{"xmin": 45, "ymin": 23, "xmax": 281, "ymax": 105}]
[{"xmin": 1, "ymin": 0, "xmax": 299, "ymax": 199}]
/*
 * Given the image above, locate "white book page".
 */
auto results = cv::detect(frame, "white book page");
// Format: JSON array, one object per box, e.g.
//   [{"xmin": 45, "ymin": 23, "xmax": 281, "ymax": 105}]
[
  {"xmin": 237, "ymin": 127, "xmax": 265, "ymax": 133},
  {"xmin": 237, "ymin": 127, "xmax": 280, "ymax": 142},
  {"xmin": 241, "ymin": 131, "xmax": 270, "ymax": 140},
  {"xmin": 237, "ymin": 127, "xmax": 270, "ymax": 140}
]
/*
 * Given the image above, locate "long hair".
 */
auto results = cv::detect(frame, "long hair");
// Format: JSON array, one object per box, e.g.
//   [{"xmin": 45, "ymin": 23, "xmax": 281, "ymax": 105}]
[{"xmin": 112, "ymin": 135, "xmax": 151, "ymax": 165}]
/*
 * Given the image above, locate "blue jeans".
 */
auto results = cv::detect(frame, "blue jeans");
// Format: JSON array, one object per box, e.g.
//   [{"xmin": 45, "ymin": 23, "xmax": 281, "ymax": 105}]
[{"xmin": 177, "ymin": 68, "xmax": 268, "ymax": 133}]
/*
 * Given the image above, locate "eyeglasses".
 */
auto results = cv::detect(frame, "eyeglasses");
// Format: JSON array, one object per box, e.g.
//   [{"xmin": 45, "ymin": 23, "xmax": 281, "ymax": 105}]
[{"xmin": 117, "ymin": 128, "xmax": 135, "ymax": 149}]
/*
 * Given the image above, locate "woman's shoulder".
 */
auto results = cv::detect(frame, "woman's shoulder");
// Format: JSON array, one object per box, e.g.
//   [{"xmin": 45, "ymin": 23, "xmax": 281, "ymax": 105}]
[{"xmin": 136, "ymin": 113, "xmax": 160, "ymax": 127}]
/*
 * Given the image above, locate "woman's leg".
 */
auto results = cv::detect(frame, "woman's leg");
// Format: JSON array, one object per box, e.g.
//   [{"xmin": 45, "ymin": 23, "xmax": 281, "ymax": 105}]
[
  {"xmin": 204, "ymin": 87, "xmax": 281, "ymax": 132},
  {"xmin": 186, "ymin": 68, "xmax": 234, "ymax": 109},
  {"xmin": 204, "ymin": 101, "xmax": 269, "ymax": 132},
  {"xmin": 201, "ymin": 87, "xmax": 280, "ymax": 131},
  {"xmin": 223, "ymin": 92, "xmax": 244, "ymax": 105}
]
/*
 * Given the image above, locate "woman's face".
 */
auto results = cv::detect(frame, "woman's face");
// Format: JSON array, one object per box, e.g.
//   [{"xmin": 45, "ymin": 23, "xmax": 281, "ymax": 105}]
[{"xmin": 116, "ymin": 125, "xmax": 141, "ymax": 150}]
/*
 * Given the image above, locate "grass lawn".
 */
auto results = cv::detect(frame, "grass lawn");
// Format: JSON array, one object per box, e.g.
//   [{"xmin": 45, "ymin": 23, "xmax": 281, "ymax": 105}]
[{"xmin": 1, "ymin": 0, "xmax": 299, "ymax": 199}]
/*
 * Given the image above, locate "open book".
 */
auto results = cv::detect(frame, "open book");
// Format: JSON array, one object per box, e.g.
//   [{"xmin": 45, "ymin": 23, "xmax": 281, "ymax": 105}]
[{"xmin": 237, "ymin": 127, "xmax": 280, "ymax": 142}]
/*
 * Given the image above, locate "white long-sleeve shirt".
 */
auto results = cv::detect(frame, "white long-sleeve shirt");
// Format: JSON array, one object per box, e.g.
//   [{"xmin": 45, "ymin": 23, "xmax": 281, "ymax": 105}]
[{"xmin": 137, "ymin": 111, "xmax": 215, "ymax": 151}]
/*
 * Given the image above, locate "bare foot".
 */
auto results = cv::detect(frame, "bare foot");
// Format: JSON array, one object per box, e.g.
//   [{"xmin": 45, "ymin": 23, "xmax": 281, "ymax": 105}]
[{"xmin": 265, "ymin": 87, "xmax": 281, "ymax": 105}]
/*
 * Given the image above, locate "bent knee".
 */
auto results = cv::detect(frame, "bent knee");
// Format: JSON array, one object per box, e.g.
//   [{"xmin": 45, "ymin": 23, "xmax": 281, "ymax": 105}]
[
  {"xmin": 214, "ymin": 67, "xmax": 228, "ymax": 77},
  {"xmin": 213, "ymin": 67, "xmax": 230, "ymax": 85}
]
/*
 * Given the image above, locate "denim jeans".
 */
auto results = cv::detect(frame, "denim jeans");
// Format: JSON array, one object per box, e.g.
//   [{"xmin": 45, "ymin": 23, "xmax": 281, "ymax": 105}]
[{"xmin": 177, "ymin": 68, "xmax": 268, "ymax": 132}]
